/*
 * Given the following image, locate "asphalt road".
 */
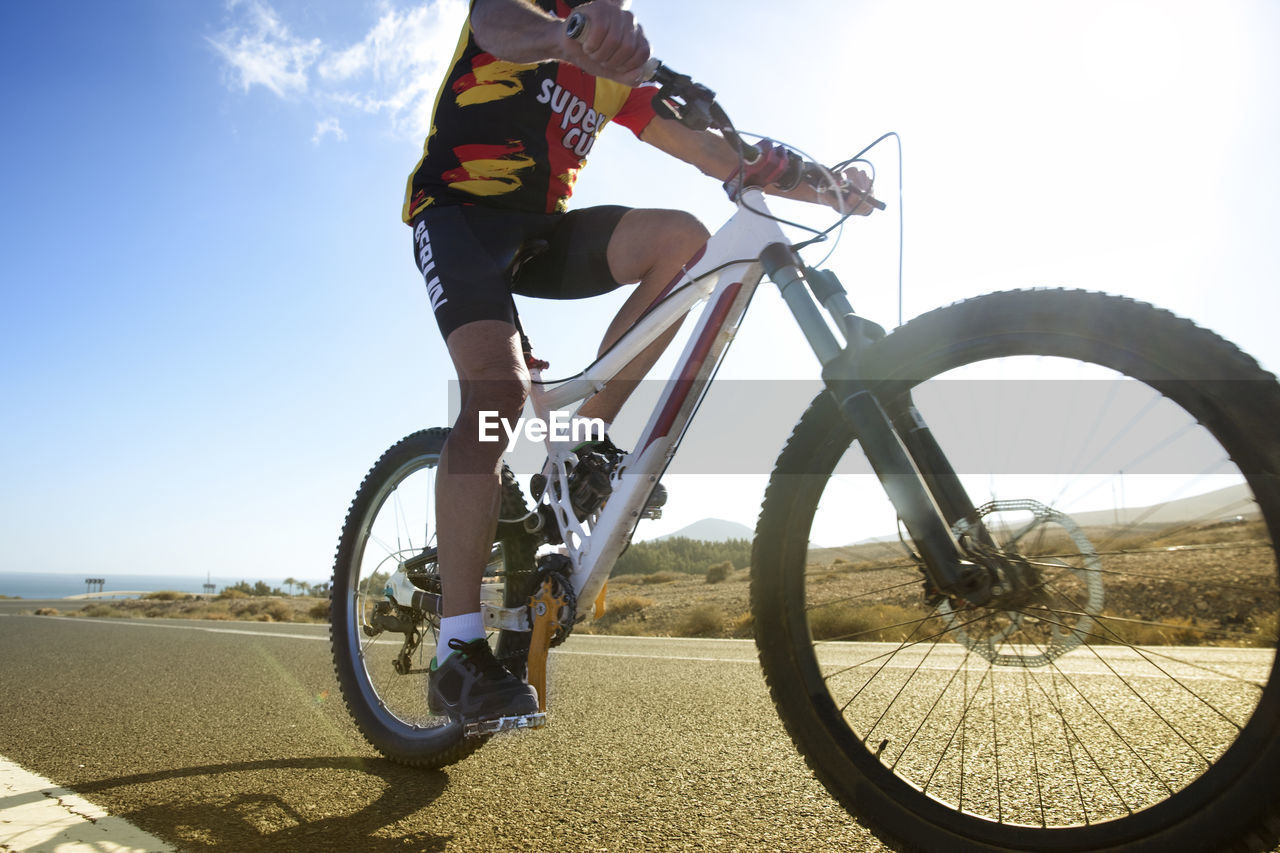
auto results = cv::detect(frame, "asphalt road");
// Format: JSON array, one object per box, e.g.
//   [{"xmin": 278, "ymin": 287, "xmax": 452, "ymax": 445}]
[
  {"xmin": 0, "ymin": 604, "xmax": 889, "ymax": 853},
  {"xmin": 4, "ymin": 602, "xmax": 1276, "ymax": 853}
]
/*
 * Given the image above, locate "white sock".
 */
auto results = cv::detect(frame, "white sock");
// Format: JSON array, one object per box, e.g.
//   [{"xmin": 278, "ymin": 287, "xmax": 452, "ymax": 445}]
[{"xmin": 435, "ymin": 612, "xmax": 486, "ymax": 665}]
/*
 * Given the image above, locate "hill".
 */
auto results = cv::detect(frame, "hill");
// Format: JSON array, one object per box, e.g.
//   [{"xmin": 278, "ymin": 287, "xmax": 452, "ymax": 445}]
[{"xmin": 651, "ymin": 518, "xmax": 756, "ymax": 543}]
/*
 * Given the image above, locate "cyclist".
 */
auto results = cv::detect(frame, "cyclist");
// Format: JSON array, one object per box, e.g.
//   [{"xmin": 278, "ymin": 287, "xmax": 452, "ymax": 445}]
[{"xmin": 406, "ymin": 0, "xmax": 875, "ymax": 726}]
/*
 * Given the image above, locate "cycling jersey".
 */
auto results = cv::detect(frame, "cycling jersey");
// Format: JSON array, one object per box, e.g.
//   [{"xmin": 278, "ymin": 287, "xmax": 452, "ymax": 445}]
[{"xmin": 402, "ymin": 0, "xmax": 659, "ymax": 220}]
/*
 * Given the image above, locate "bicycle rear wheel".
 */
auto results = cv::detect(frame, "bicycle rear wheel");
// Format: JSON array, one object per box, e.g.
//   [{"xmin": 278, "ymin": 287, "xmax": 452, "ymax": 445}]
[
  {"xmin": 752, "ymin": 290, "xmax": 1280, "ymax": 852},
  {"xmin": 330, "ymin": 428, "xmax": 536, "ymax": 768}
]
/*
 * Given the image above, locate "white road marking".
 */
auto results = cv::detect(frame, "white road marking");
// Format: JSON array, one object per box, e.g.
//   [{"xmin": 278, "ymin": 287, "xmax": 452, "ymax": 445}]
[{"xmin": 0, "ymin": 755, "xmax": 176, "ymax": 852}]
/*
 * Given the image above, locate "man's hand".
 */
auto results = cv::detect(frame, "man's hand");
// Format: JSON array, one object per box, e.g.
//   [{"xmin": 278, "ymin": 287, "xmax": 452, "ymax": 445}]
[
  {"xmin": 819, "ymin": 166, "xmax": 878, "ymax": 216},
  {"xmin": 559, "ymin": 1, "xmax": 652, "ymax": 86}
]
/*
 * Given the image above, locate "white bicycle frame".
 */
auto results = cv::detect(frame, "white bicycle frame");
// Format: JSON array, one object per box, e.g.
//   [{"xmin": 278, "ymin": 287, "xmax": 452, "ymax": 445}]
[{"xmin": 519, "ymin": 187, "xmax": 796, "ymax": 614}]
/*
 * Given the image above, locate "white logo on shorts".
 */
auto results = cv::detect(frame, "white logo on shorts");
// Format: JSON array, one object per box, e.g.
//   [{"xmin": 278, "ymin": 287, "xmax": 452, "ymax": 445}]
[{"xmin": 414, "ymin": 220, "xmax": 449, "ymax": 313}]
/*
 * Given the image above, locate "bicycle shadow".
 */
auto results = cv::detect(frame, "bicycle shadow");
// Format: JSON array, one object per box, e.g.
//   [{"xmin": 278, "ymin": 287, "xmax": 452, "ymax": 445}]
[{"xmin": 67, "ymin": 756, "xmax": 452, "ymax": 852}]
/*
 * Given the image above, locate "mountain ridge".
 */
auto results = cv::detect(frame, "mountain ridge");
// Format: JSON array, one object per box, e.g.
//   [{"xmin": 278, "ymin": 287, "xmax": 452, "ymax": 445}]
[{"xmin": 649, "ymin": 518, "xmax": 756, "ymax": 543}]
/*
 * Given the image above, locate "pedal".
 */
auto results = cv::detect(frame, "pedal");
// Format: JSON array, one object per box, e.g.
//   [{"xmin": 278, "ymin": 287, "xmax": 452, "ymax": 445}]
[{"xmin": 462, "ymin": 712, "xmax": 547, "ymax": 738}]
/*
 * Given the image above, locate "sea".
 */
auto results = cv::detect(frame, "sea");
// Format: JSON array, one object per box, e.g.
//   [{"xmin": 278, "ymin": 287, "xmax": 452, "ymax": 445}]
[{"xmin": 0, "ymin": 572, "xmax": 327, "ymax": 600}]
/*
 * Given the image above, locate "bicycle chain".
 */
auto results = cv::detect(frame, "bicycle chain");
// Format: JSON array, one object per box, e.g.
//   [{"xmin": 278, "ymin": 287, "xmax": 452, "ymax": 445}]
[{"xmin": 535, "ymin": 553, "xmax": 577, "ymax": 647}]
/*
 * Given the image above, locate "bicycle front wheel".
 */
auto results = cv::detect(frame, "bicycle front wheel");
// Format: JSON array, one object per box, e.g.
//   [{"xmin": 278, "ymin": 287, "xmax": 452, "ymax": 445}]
[{"xmin": 752, "ymin": 290, "xmax": 1280, "ymax": 852}]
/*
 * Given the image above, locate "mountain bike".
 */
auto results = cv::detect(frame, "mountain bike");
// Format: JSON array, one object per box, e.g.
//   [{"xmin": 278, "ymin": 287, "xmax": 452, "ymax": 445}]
[{"xmin": 330, "ymin": 47, "xmax": 1280, "ymax": 853}]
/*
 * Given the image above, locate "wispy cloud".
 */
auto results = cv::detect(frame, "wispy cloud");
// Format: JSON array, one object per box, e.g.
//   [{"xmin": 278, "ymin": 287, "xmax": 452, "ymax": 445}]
[
  {"xmin": 312, "ymin": 117, "xmax": 346, "ymax": 145},
  {"xmin": 207, "ymin": 0, "xmax": 321, "ymax": 98},
  {"xmin": 209, "ymin": 0, "xmax": 469, "ymax": 141}
]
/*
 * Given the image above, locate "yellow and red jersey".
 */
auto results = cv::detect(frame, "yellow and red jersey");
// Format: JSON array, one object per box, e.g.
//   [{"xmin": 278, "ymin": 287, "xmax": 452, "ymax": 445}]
[{"xmin": 403, "ymin": 0, "xmax": 658, "ymax": 220}]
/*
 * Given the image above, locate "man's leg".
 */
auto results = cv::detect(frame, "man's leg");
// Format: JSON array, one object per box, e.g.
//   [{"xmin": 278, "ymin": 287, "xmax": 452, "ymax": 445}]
[
  {"xmin": 436, "ymin": 320, "xmax": 528, "ymax": 620},
  {"xmin": 577, "ymin": 208, "xmax": 710, "ymax": 424},
  {"xmin": 428, "ymin": 318, "xmax": 540, "ymax": 723}
]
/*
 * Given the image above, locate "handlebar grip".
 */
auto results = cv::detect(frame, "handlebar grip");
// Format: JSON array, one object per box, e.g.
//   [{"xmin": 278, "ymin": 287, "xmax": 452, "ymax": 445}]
[
  {"xmin": 565, "ymin": 12, "xmax": 661, "ymax": 81},
  {"xmin": 802, "ymin": 165, "xmax": 887, "ymax": 211}
]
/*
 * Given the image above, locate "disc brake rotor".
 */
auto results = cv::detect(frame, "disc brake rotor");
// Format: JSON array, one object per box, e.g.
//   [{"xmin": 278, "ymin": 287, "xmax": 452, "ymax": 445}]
[{"xmin": 939, "ymin": 499, "xmax": 1104, "ymax": 667}]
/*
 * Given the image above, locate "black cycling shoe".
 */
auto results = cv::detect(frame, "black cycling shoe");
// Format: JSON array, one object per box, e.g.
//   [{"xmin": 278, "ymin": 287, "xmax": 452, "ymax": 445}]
[{"xmin": 428, "ymin": 638, "xmax": 539, "ymax": 725}]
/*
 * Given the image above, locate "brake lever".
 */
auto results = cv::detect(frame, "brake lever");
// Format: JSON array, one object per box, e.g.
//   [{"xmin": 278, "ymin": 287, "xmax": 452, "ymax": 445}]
[{"xmin": 652, "ymin": 72, "xmax": 719, "ymax": 132}]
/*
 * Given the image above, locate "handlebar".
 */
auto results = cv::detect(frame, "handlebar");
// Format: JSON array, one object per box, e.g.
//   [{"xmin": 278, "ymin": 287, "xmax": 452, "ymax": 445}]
[{"xmin": 564, "ymin": 12, "xmax": 885, "ymax": 212}]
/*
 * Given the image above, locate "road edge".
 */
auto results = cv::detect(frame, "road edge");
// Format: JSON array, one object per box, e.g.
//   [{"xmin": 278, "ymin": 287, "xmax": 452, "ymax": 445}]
[{"xmin": 0, "ymin": 754, "xmax": 177, "ymax": 852}]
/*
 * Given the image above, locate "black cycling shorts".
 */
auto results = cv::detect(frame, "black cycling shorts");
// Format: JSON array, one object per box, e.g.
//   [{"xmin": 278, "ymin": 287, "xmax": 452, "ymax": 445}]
[{"xmin": 410, "ymin": 204, "xmax": 632, "ymax": 341}]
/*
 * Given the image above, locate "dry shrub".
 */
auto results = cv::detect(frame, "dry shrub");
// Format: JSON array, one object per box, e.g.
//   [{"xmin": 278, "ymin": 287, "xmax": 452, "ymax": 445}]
[
  {"xmin": 33, "ymin": 608, "xmax": 59, "ymax": 616},
  {"xmin": 678, "ymin": 604, "xmax": 724, "ymax": 637},
  {"xmin": 729, "ymin": 610, "xmax": 754, "ymax": 638},
  {"xmin": 219, "ymin": 588, "xmax": 248, "ymax": 600},
  {"xmin": 78, "ymin": 604, "xmax": 130, "ymax": 619},
  {"xmin": 706, "ymin": 561, "xmax": 733, "ymax": 584},
  {"xmin": 584, "ymin": 617, "xmax": 654, "ymax": 637},
  {"xmin": 145, "ymin": 591, "xmax": 187, "ymax": 601},
  {"xmin": 1088, "ymin": 614, "xmax": 1204, "ymax": 646},
  {"xmin": 1249, "ymin": 611, "xmax": 1279, "ymax": 647},
  {"xmin": 806, "ymin": 603, "xmax": 927, "ymax": 643},
  {"xmin": 636, "ymin": 571, "xmax": 683, "ymax": 586},
  {"xmin": 587, "ymin": 594, "xmax": 654, "ymax": 636},
  {"xmin": 265, "ymin": 600, "xmax": 293, "ymax": 622},
  {"xmin": 605, "ymin": 594, "xmax": 653, "ymax": 619},
  {"xmin": 239, "ymin": 599, "xmax": 293, "ymax": 622},
  {"xmin": 309, "ymin": 600, "xmax": 331, "ymax": 621}
]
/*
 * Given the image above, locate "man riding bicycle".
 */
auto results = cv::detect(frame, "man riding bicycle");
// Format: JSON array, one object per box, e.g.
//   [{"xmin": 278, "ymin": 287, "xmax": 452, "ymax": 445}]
[{"xmin": 406, "ymin": 0, "xmax": 875, "ymax": 727}]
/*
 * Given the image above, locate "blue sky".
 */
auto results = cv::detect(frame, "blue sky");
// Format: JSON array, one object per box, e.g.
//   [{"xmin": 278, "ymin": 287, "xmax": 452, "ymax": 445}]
[{"xmin": 2, "ymin": 0, "xmax": 1277, "ymax": 582}]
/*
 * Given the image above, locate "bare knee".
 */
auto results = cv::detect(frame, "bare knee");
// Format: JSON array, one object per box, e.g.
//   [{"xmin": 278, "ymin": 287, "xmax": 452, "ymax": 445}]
[
  {"xmin": 609, "ymin": 209, "xmax": 710, "ymax": 284},
  {"xmin": 459, "ymin": 374, "xmax": 528, "ymax": 425},
  {"xmin": 445, "ymin": 320, "xmax": 530, "ymax": 461},
  {"xmin": 656, "ymin": 209, "xmax": 710, "ymax": 247}
]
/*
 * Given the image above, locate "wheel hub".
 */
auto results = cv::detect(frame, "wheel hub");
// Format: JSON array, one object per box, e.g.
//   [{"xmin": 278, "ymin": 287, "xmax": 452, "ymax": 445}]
[{"xmin": 939, "ymin": 499, "xmax": 1104, "ymax": 667}]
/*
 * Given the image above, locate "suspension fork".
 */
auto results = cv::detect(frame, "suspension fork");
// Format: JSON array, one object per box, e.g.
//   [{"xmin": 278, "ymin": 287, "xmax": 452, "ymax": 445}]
[
  {"xmin": 760, "ymin": 244, "xmax": 993, "ymax": 605},
  {"xmin": 885, "ymin": 395, "xmax": 992, "ymax": 545}
]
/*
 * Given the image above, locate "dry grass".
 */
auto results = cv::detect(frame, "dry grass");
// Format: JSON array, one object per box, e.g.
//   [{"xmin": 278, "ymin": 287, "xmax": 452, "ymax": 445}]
[
  {"xmin": 806, "ymin": 603, "xmax": 934, "ymax": 643},
  {"xmin": 1248, "ymin": 611, "xmax": 1279, "ymax": 648},
  {"xmin": 604, "ymin": 594, "xmax": 654, "ymax": 619},
  {"xmin": 705, "ymin": 561, "xmax": 733, "ymax": 584},
  {"xmin": 78, "ymin": 604, "xmax": 135, "ymax": 619},
  {"xmin": 1087, "ymin": 614, "xmax": 1205, "ymax": 646},
  {"xmin": 51, "ymin": 597, "xmax": 328, "ymax": 624},
  {"xmin": 39, "ymin": 518, "xmax": 1280, "ymax": 647},
  {"xmin": 630, "ymin": 571, "xmax": 685, "ymax": 586},
  {"xmin": 678, "ymin": 604, "xmax": 725, "ymax": 637}
]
